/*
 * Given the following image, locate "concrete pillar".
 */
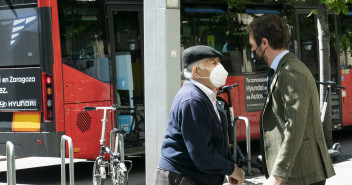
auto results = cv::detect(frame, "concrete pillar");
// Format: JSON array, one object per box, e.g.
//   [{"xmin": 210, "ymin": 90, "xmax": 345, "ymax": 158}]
[{"xmin": 144, "ymin": 0, "xmax": 180, "ymax": 184}]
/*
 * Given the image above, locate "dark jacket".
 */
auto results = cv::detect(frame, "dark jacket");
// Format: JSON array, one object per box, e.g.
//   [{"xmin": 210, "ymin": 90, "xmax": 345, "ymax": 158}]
[
  {"xmin": 159, "ymin": 81, "xmax": 234, "ymax": 185},
  {"xmin": 260, "ymin": 52, "xmax": 335, "ymax": 185}
]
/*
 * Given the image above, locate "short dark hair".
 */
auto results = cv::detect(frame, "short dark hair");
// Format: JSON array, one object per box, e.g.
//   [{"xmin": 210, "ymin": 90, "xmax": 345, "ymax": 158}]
[{"xmin": 247, "ymin": 14, "xmax": 290, "ymax": 50}]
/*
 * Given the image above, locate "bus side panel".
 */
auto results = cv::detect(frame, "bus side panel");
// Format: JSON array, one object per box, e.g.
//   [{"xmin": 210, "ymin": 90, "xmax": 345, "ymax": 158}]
[
  {"xmin": 232, "ymin": 75, "xmax": 261, "ymax": 141},
  {"xmin": 341, "ymin": 69, "xmax": 352, "ymax": 126},
  {"xmin": 63, "ymin": 65, "xmax": 111, "ymax": 103},
  {"xmin": 223, "ymin": 76, "xmax": 261, "ymax": 142},
  {"xmin": 65, "ymin": 101, "xmax": 113, "ymax": 160},
  {"xmin": 63, "ymin": 65, "xmax": 112, "ymax": 159}
]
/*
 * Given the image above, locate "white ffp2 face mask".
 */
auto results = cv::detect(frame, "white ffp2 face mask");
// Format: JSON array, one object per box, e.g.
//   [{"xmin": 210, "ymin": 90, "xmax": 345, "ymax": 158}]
[{"xmin": 199, "ymin": 64, "xmax": 228, "ymax": 87}]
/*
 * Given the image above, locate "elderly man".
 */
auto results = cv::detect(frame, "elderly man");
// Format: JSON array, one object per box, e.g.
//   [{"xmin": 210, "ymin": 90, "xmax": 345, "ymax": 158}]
[{"xmin": 155, "ymin": 45, "xmax": 245, "ymax": 185}]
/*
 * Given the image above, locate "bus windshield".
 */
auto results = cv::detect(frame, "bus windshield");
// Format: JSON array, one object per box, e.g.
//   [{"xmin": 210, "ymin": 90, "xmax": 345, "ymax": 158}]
[{"xmin": 0, "ymin": 7, "xmax": 40, "ymax": 67}]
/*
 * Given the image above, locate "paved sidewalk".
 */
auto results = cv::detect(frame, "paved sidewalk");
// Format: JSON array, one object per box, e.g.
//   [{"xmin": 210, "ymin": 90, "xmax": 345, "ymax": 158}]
[
  {"xmin": 223, "ymin": 158, "xmax": 352, "ymax": 185},
  {"xmin": 223, "ymin": 167, "xmax": 265, "ymax": 185},
  {"xmin": 0, "ymin": 156, "xmax": 86, "ymax": 172},
  {"xmin": 326, "ymin": 136, "xmax": 352, "ymax": 185},
  {"xmin": 224, "ymin": 135, "xmax": 352, "ymax": 185}
]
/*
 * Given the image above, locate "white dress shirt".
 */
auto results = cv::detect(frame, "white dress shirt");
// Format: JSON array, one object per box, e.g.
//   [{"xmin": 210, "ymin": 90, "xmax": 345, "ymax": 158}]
[
  {"xmin": 271, "ymin": 50, "xmax": 289, "ymax": 72},
  {"xmin": 190, "ymin": 80, "xmax": 220, "ymax": 121}
]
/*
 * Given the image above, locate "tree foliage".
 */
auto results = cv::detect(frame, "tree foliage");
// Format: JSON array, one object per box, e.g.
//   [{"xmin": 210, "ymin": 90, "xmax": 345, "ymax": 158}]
[
  {"xmin": 319, "ymin": 0, "xmax": 352, "ymax": 55},
  {"xmin": 321, "ymin": 0, "xmax": 351, "ymax": 15}
]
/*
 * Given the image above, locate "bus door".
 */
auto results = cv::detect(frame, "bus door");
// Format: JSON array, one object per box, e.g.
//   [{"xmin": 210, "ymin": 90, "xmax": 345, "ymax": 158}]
[
  {"xmin": 107, "ymin": 4, "xmax": 145, "ymax": 155},
  {"xmin": 58, "ymin": 0, "xmax": 113, "ymax": 159},
  {"xmin": 294, "ymin": 9, "xmax": 342, "ymax": 130},
  {"xmin": 338, "ymin": 13, "xmax": 352, "ymax": 127}
]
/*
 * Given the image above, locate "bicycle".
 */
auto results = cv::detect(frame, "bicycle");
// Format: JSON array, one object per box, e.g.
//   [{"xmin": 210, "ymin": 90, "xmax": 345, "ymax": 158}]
[
  {"xmin": 119, "ymin": 107, "xmax": 145, "ymax": 148},
  {"xmin": 217, "ymin": 84, "xmax": 264, "ymax": 175},
  {"xmin": 84, "ymin": 105, "xmax": 133, "ymax": 185},
  {"xmin": 316, "ymin": 81, "xmax": 346, "ymax": 161}
]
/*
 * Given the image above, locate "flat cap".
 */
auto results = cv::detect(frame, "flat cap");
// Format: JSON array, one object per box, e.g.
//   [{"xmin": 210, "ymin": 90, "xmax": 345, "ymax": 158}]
[{"xmin": 182, "ymin": 45, "xmax": 223, "ymax": 67}]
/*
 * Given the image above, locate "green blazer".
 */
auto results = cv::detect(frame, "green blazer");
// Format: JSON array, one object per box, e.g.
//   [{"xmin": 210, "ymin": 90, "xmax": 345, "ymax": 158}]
[{"xmin": 260, "ymin": 52, "xmax": 335, "ymax": 185}]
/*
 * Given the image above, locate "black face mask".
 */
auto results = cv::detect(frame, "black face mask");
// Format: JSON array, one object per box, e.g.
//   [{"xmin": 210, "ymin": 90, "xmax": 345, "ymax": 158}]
[{"xmin": 251, "ymin": 46, "xmax": 267, "ymax": 65}]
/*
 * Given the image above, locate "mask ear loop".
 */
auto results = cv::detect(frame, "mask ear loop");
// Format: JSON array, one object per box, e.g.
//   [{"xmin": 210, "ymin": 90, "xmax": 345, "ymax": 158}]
[
  {"xmin": 260, "ymin": 39, "xmax": 268, "ymax": 58},
  {"xmin": 198, "ymin": 65, "xmax": 221, "ymax": 80},
  {"xmin": 197, "ymin": 66, "xmax": 213, "ymax": 80},
  {"xmin": 261, "ymin": 47, "xmax": 267, "ymax": 59},
  {"xmin": 198, "ymin": 66, "xmax": 213, "ymax": 71}
]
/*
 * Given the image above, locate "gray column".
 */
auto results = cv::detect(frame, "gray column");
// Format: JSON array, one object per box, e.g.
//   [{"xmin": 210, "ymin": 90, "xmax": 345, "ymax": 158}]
[{"xmin": 144, "ymin": 0, "xmax": 180, "ymax": 184}]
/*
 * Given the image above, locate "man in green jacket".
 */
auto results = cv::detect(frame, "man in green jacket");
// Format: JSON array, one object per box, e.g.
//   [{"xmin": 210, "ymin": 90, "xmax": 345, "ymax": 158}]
[{"xmin": 247, "ymin": 15, "xmax": 335, "ymax": 185}]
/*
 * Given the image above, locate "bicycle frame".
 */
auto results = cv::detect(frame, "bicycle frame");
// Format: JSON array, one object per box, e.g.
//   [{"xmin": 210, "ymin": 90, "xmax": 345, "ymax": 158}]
[
  {"xmin": 217, "ymin": 83, "xmax": 260, "ymax": 175},
  {"xmin": 217, "ymin": 84, "xmax": 238, "ymax": 127},
  {"xmin": 321, "ymin": 85, "xmax": 330, "ymax": 123},
  {"xmin": 316, "ymin": 81, "xmax": 346, "ymax": 122},
  {"xmin": 94, "ymin": 107, "xmax": 117, "ymax": 146},
  {"xmin": 110, "ymin": 128, "xmax": 125, "ymax": 162},
  {"xmin": 84, "ymin": 105, "xmax": 132, "ymax": 185}
]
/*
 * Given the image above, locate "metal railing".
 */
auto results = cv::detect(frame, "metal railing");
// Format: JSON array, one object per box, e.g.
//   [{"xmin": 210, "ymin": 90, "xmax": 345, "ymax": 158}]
[
  {"xmin": 233, "ymin": 116, "xmax": 252, "ymax": 175},
  {"xmin": 6, "ymin": 141, "xmax": 16, "ymax": 185},
  {"xmin": 61, "ymin": 135, "xmax": 74, "ymax": 185}
]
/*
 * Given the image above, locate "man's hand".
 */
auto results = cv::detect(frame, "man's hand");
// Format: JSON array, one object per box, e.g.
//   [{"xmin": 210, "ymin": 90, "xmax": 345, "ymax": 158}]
[
  {"xmin": 228, "ymin": 164, "xmax": 245, "ymax": 185},
  {"xmin": 263, "ymin": 175, "xmax": 282, "ymax": 185}
]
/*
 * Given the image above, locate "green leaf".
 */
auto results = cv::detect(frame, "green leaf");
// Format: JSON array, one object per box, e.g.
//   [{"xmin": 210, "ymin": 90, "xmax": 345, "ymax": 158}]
[
  {"xmin": 343, "ymin": 7, "xmax": 349, "ymax": 14},
  {"xmin": 307, "ymin": 9, "xmax": 317, "ymax": 17}
]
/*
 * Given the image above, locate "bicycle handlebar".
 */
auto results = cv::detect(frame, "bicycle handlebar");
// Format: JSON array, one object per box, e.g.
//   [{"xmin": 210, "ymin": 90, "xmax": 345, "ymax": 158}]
[
  {"xmin": 221, "ymin": 83, "xmax": 239, "ymax": 90},
  {"xmin": 217, "ymin": 83, "xmax": 239, "ymax": 95},
  {"xmin": 83, "ymin": 105, "xmax": 137, "ymax": 112},
  {"xmin": 83, "ymin": 107, "xmax": 96, "ymax": 111},
  {"xmin": 316, "ymin": 81, "xmax": 346, "ymax": 90}
]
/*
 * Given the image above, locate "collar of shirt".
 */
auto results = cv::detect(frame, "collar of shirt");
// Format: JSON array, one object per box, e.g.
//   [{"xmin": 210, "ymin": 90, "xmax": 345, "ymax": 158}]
[
  {"xmin": 270, "ymin": 50, "xmax": 289, "ymax": 71},
  {"xmin": 191, "ymin": 80, "xmax": 220, "ymax": 121},
  {"xmin": 190, "ymin": 80, "xmax": 217, "ymax": 102}
]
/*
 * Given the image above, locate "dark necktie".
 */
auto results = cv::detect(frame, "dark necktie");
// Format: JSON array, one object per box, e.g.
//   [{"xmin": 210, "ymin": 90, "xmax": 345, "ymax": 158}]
[{"xmin": 267, "ymin": 68, "xmax": 275, "ymax": 94}]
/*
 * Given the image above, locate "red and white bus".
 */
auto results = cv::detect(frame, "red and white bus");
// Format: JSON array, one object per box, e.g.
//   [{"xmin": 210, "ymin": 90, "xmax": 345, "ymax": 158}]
[{"xmin": 0, "ymin": 0, "xmax": 145, "ymax": 160}]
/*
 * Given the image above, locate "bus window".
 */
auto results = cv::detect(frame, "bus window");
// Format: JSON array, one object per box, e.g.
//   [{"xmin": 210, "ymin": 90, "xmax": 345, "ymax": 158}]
[
  {"xmin": 0, "ymin": 7, "xmax": 40, "ymax": 67},
  {"xmin": 328, "ymin": 15, "xmax": 339, "ymax": 81},
  {"xmin": 181, "ymin": 4, "xmax": 294, "ymax": 74},
  {"xmin": 298, "ymin": 14, "xmax": 318, "ymax": 79},
  {"xmin": 338, "ymin": 14, "xmax": 352, "ymax": 69},
  {"xmin": 113, "ymin": 11, "xmax": 141, "ymax": 52},
  {"xmin": 58, "ymin": 0, "xmax": 109, "ymax": 82},
  {"xmin": 111, "ymin": 9, "xmax": 144, "ymax": 106}
]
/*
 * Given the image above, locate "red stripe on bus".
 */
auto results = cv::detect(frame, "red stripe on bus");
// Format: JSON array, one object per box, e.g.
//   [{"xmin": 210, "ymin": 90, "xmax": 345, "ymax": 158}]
[{"xmin": 37, "ymin": 0, "xmax": 51, "ymax": 7}]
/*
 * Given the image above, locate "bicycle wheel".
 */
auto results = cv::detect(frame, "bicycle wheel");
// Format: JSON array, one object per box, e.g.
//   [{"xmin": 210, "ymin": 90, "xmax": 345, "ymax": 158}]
[
  {"xmin": 111, "ymin": 162, "xmax": 128, "ymax": 185},
  {"xmin": 93, "ymin": 162, "xmax": 105, "ymax": 185}
]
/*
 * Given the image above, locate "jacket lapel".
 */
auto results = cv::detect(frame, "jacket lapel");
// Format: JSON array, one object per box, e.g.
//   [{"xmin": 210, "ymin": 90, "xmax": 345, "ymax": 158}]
[{"xmin": 262, "ymin": 52, "xmax": 292, "ymax": 111}]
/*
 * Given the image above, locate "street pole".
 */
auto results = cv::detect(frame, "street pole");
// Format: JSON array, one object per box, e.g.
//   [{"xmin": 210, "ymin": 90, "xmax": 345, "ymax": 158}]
[
  {"xmin": 144, "ymin": 0, "xmax": 181, "ymax": 184},
  {"xmin": 317, "ymin": 2, "xmax": 332, "ymax": 147}
]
